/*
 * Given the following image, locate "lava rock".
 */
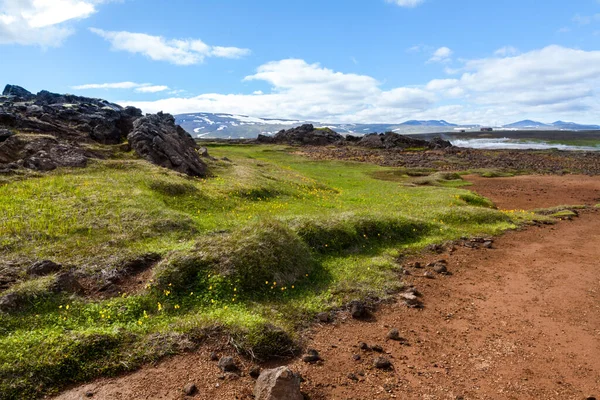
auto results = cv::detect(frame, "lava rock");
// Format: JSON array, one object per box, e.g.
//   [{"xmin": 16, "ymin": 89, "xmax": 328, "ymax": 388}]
[
  {"xmin": 272, "ymin": 124, "xmax": 344, "ymax": 145},
  {"xmin": 302, "ymin": 349, "xmax": 321, "ymax": 363},
  {"xmin": 210, "ymin": 352, "xmax": 219, "ymax": 361},
  {"xmin": 249, "ymin": 366, "xmax": 262, "ymax": 379},
  {"xmin": 424, "ymin": 271, "xmax": 435, "ymax": 279},
  {"xmin": 347, "ymin": 373, "xmax": 359, "ymax": 381},
  {"xmin": 350, "ymin": 300, "xmax": 368, "ymax": 319},
  {"xmin": 0, "ymin": 128, "xmax": 14, "ymax": 142},
  {"xmin": 128, "ymin": 112, "xmax": 208, "ymax": 177},
  {"xmin": 254, "ymin": 367, "xmax": 303, "ymax": 400},
  {"xmin": 183, "ymin": 382, "xmax": 198, "ymax": 396},
  {"xmin": 387, "ymin": 329, "xmax": 402, "ymax": 341},
  {"xmin": 400, "ymin": 292, "xmax": 422, "ymax": 308},
  {"xmin": 371, "ymin": 344, "xmax": 384, "ymax": 353},
  {"xmin": 316, "ymin": 312, "xmax": 330, "ymax": 323},
  {"xmin": 374, "ymin": 356, "xmax": 392, "ymax": 370},
  {"xmin": 218, "ymin": 356, "xmax": 238, "ymax": 372},
  {"xmin": 433, "ymin": 263, "xmax": 448, "ymax": 274},
  {"xmin": 27, "ymin": 260, "xmax": 62, "ymax": 277},
  {"xmin": 2, "ymin": 84, "xmax": 34, "ymax": 100},
  {"xmin": 52, "ymin": 272, "xmax": 84, "ymax": 294}
]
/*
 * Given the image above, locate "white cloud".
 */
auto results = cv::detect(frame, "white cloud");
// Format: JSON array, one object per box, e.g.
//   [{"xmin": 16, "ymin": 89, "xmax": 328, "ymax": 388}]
[
  {"xmin": 386, "ymin": 0, "xmax": 425, "ymax": 7},
  {"xmin": 0, "ymin": 0, "xmax": 103, "ymax": 46},
  {"xmin": 72, "ymin": 82, "xmax": 170, "ymax": 93},
  {"xmin": 494, "ymin": 46, "xmax": 519, "ymax": 56},
  {"xmin": 572, "ymin": 13, "xmax": 600, "ymax": 25},
  {"xmin": 119, "ymin": 46, "xmax": 600, "ymax": 125},
  {"xmin": 428, "ymin": 47, "xmax": 453, "ymax": 63},
  {"xmin": 90, "ymin": 28, "xmax": 251, "ymax": 65},
  {"xmin": 135, "ymin": 85, "xmax": 169, "ymax": 93}
]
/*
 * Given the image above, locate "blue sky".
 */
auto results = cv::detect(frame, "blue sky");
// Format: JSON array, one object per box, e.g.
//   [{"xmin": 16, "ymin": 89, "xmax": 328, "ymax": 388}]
[{"xmin": 1, "ymin": 0, "xmax": 600, "ymax": 124}]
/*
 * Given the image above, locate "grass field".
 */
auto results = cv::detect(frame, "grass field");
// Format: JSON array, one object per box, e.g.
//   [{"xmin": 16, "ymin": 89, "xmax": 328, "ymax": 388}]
[{"xmin": 0, "ymin": 144, "xmax": 541, "ymax": 398}]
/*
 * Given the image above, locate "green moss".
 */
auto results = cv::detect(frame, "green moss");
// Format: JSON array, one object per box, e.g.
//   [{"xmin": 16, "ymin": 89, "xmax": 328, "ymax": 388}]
[{"xmin": 0, "ymin": 144, "xmax": 528, "ymax": 398}]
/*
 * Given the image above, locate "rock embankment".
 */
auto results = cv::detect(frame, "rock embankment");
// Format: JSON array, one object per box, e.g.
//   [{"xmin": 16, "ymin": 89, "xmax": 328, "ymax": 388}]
[{"xmin": 0, "ymin": 84, "xmax": 208, "ymax": 176}]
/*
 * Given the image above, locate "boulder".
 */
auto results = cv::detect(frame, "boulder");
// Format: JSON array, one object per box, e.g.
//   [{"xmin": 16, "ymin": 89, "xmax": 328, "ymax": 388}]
[
  {"xmin": 2, "ymin": 85, "xmax": 34, "ymax": 100},
  {"xmin": 0, "ymin": 128, "xmax": 14, "ymax": 142},
  {"xmin": 272, "ymin": 124, "xmax": 344, "ymax": 145},
  {"xmin": 128, "ymin": 112, "xmax": 208, "ymax": 177},
  {"xmin": 254, "ymin": 367, "xmax": 303, "ymax": 400}
]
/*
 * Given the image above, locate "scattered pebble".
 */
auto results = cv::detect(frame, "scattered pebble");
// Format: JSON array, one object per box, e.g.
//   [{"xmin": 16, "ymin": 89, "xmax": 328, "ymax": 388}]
[
  {"xmin": 249, "ymin": 366, "xmax": 261, "ymax": 379},
  {"xmin": 183, "ymin": 382, "xmax": 197, "ymax": 396},
  {"xmin": 374, "ymin": 356, "xmax": 392, "ymax": 370},
  {"xmin": 302, "ymin": 348, "xmax": 322, "ymax": 363},
  {"xmin": 218, "ymin": 356, "xmax": 237, "ymax": 372}
]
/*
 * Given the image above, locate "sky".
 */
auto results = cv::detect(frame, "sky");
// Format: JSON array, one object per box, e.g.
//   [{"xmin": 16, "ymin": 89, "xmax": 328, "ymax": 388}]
[{"xmin": 1, "ymin": 0, "xmax": 600, "ymax": 125}]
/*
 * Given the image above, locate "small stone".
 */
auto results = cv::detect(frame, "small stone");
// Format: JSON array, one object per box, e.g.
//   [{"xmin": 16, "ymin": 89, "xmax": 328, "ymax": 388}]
[
  {"xmin": 254, "ymin": 367, "xmax": 303, "ymax": 400},
  {"xmin": 424, "ymin": 271, "xmax": 435, "ymax": 279},
  {"xmin": 249, "ymin": 366, "xmax": 261, "ymax": 379},
  {"xmin": 433, "ymin": 263, "xmax": 448, "ymax": 274},
  {"xmin": 183, "ymin": 382, "xmax": 197, "ymax": 396},
  {"xmin": 218, "ymin": 356, "xmax": 237, "ymax": 372},
  {"xmin": 350, "ymin": 300, "xmax": 367, "ymax": 319},
  {"xmin": 387, "ymin": 329, "xmax": 403, "ymax": 341},
  {"xmin": 353, "ymin": 354, "xmax": 361, "ymax": 361},
  {"xmin": 317, "ymin": 312, "xmax": 330, "ymax": 323},
  {"xmin": 302, "ymin": 348, "xmax": 321, "ymax": 363},
  {"xmin": 413, "ymin": 262, "xmax": 423, "ymax": 269},
  {"xmin": 483, "ymin": 241, "xmax": 493, "ymax": 249},
  {"xmin": 374, "ymin": 356, "xmax": 392, "ymax": 370},
  {"xmin": 209, "ymin": 352, "xmax": 219, "ymax": 361},
  {"xmin": 225, "ymin": 372, "xmax": 239, "ymax": 381},
  {"xmin": 403, "ymin": 269, "xmax": 411, "ymax": 276},
  {"xmin": 84, "ymin": 391, "xmax": 94, "ymax": 398},
  {"xmin": 358, "ymin": 342, "xmax": 370, "ymax": 350},
  {"xmin": 347, "ymin": 373, "xmax": 359, "ymax": 381},
  {"xmin": 371, "ymin": 345, "xmax": 384, "ymax": 353},
  {"xmin": 400, "ymin": 292, "xmax": 422, "ymax": 308}
]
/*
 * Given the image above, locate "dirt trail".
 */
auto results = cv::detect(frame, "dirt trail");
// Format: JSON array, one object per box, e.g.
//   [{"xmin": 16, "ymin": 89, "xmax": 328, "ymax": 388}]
[{"xmin": 55, "ymin": 175, "xmax": 600, "ymax": 400}]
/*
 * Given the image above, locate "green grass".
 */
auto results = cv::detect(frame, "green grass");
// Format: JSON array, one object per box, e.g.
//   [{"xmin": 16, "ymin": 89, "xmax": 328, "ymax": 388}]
[{"xmin": 0, "ymin": 144, "xmax": 536, "ymax": 398}]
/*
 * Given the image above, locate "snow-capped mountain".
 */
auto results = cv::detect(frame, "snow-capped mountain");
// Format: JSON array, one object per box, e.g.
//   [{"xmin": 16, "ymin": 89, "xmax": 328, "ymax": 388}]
[
  {"xmin": 175, "ymin": 113, "xmax": 600, "ymax": 139},
  {"xmin": 502, "ymin": 120, "xmax": 600, "ymax": 130},
  {"xmin": 175, "ymin": 113, "xmax": 470, "ymax": 139}
]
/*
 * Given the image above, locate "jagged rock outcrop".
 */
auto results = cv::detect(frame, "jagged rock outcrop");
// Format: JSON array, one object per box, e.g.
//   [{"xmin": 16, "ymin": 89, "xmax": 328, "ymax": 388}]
[
  {"xmin": 128, "ymin": 112, "xmax": 208, "ymax": 177},
  {"xmin": 1, "ymin": 84, "xmax": 208, "ymax": 176},
  {"xmin": 359, "ymin": 132, "xmax": 451, "ymax": 150},
  {"xmin": 0, "ymin": 85, "xmax": 143, "ymax": 144},
  {"xmin": 271, "ymin": 124, "xmax": 345, "ymax": 145}
]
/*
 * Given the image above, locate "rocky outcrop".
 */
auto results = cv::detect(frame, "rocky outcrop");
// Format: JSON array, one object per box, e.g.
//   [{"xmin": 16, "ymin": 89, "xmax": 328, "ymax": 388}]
[
  {"xmin": 255, "ymin": 125, "xmax": 451, "ymax": 150},
  {"xmin": 1, "ymin": 84, "xmax": 208, "ymax": 176},
  {"xmin": 1, "ymin": 85, "xmax": 142, "ymax": 144},
  {"xmin": 254, "ymin": 367, "xmax": 303, "ymax": 400},
  {"xmin": 128, "ymin": 112, "xmax": 208, "ymax": 177},
  {"xmin": 272, "ymin": 124, "xmax": 345, "ymax": 145},
  {"xmin": 359, "ymin": 132, "xmax": 452, "ymax": 150}
]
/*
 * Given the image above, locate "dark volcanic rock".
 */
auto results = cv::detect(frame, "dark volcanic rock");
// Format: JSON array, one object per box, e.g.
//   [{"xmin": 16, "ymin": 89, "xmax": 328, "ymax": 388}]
[
  {"xmin": 358, "ymin": 132, "xmax": 451, "ymax": 150},
  {"xmin": 350, "ymin": 300, "xmax": 368, "ymax": 319},
  {"xmin": 0, "ymin": 128, "xmax": 14, "ymax": 142},
  {"xmin": 273, "ymin": 124, "xmax": 344, "ymax": 145},
  {"xmin": 27, "ymin": 260, "xmax": 62, "ymax": 277},
  {"xmin": 128, "ymin": 112, "xmax": 208, "ymax": 177},
  {"xmin": 2, "ymin": 85, "xmax": 34, "ymax": 100},
  {"xmin": 218, "ymin": 356, "xmax": 238, "ymax": 372},
  {"xmin": 0, "ymin": 85, "xmax": 142, "ymax": 144}
]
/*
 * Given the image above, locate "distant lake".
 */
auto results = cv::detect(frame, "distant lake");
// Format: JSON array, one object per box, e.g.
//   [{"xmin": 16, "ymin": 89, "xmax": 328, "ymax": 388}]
[{"xmin": 451, "ymin": 138, "xmax": 600, "ymax": 151}]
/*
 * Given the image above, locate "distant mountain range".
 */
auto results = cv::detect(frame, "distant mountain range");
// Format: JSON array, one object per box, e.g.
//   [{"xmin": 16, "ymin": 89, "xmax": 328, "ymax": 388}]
[
  {"xmin": 503, "ymin": 120, "xmax": 600, "ymax": 130},
  {"xmin": 175, "ymin": 113, "xmax": 600, "ymax": 139}
]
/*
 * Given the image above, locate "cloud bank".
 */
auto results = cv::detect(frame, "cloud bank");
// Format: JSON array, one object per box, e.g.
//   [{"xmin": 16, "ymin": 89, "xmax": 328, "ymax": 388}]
[{"xmin": 120, "ymin": 46, "xmax": 600, "ymax": 125}]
